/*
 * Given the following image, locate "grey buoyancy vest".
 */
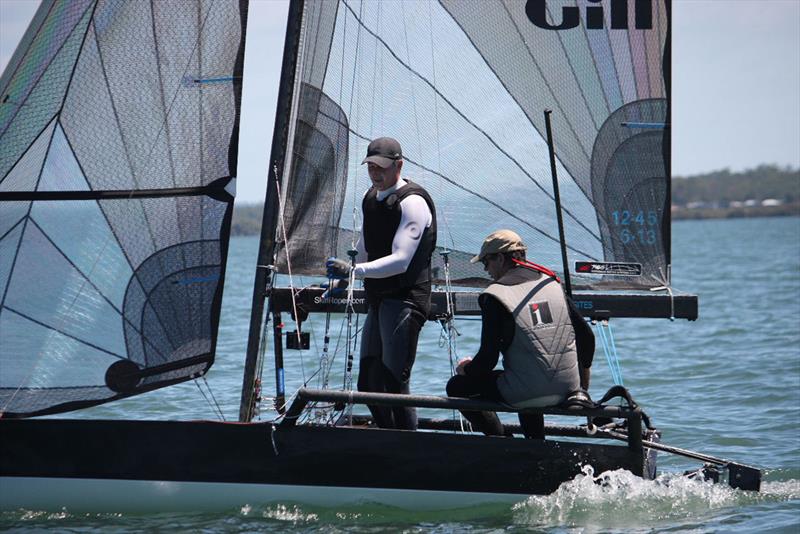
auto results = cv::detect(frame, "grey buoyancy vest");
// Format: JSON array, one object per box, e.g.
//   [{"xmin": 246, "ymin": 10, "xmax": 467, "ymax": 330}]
[{"xmin": 484, "ymin": 266, "xmax": 579, "ymax": 406}]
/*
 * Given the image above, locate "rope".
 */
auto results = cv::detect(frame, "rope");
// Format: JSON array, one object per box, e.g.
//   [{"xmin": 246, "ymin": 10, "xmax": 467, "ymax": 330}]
[
  {"xmin": 319, "ymin": 289, "xmax": 333, "ymax": 391},
  {"xmin": 596, "ymin": 320, "xmax": 624, "ymax": 386},
  {"xmin": 436, "ymin": 250, "xmax": 469, "ymax": 432},
  {"xmin": 253, "ymin": 304, "xmax": 272, "ymax": 420},
  {"xmin": 272, "ymin": 164, "xmax": 307, "ymax": 385},
  {"xmin": 342, "ymin": 253, "xmax": 358, "ymax": 398},
  {"xmin": 651, "ymin": 264, "xmax": 675, "ymax": 321}
]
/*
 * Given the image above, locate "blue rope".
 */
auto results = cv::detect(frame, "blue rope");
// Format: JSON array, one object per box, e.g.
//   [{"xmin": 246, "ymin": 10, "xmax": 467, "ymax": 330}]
[
  {"xmin": 620, "ymin": 121, "xmax": 667, "ymax": 129},
  {"xmin": 595, "ymin": 321, "xmax": 624, "ymax": 386}
]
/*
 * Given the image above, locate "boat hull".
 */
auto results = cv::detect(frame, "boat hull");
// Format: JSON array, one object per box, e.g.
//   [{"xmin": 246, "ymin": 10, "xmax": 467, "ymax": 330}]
[{"xmin": 0, "ymin": 418, "xmax": 653, "ymax": 512}]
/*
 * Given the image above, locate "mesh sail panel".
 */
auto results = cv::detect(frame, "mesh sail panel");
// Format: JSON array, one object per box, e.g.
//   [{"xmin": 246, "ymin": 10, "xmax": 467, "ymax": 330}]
[
  {"xmin": 273, "ymin": 0, "xmax": 670, "ymax": 290},
  {"xmin": 0, "ymin": 0, "xmax": 247, "ymax": 417}
]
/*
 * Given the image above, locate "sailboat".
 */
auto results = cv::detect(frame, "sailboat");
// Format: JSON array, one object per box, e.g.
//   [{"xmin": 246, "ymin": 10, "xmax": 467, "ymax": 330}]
[{"xmin": 0, "ymin": 0, "xmax": 759, "ymax": 512}]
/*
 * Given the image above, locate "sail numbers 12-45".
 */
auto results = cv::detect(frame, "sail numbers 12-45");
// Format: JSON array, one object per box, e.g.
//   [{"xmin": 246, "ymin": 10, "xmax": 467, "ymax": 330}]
[{"xmin": 611, "ymin": 210, "xmax": 658, "ymax": 245}]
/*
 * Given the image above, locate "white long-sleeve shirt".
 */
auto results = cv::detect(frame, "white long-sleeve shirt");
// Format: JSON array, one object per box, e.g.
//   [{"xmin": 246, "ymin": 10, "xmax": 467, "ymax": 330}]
[{"xmin": 353, "ymin": 178, "xmax": 433, "ymax": 279}]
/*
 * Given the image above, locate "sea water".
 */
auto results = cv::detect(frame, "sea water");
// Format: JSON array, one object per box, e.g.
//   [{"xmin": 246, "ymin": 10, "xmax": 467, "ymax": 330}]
[{"xmin": 2, "ymin": 216, "xmax": 799, "ymax": 532}]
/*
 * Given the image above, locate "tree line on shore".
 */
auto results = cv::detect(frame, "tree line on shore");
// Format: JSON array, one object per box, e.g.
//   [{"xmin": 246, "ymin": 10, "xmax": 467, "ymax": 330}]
[
  {"xmin": 671, "ymin": 165, "xmax": 798, "ymax": 220},
  {"xmin": 231, "ymin": 165, "xmax": 799, "ymax": 236}
]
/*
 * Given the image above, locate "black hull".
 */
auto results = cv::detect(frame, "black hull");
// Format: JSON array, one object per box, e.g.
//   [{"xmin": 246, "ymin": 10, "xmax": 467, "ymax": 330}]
[{"xmin": 0, "ymin": 418, "xmax": 654, "ymax": 510}]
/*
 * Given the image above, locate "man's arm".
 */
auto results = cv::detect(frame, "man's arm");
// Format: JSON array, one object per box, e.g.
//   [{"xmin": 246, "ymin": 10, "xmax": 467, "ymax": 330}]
[
  {"xmin": 567, "ymin": 296, "xmax": 594, "ymax": 389},
  {"xmin": 459, "ymin": 295, "xmax": 512, "ymax": 376},
  {"xmin": 354, "ymin": 195, "xmax": 431, "ymax": 278}
]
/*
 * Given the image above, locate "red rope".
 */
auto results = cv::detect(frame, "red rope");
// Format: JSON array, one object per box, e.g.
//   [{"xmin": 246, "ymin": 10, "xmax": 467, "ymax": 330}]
[{"xmin": 512, "ymin": 258, "xmax": 561, "ymax": 282}]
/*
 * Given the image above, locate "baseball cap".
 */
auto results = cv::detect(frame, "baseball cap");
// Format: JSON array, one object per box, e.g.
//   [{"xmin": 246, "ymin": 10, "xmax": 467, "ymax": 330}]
[
  {"xmin": 361, "ymin": 137, "xmax": 403, "ymax": 168},
  {"xmin": 470, "ymin": 229, "xmax": 528, "ymax": 263}
]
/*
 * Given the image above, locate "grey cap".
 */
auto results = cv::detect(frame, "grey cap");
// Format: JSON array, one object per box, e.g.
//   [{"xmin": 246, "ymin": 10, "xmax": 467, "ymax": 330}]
[{"xmin": 361, "ymin": 137, "xmax": 403, "ymax": 168}]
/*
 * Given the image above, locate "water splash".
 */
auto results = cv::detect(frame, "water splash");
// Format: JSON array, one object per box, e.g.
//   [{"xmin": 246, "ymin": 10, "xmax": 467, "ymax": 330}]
[
  {"xmin": 512, "ymin": 466, "xmax": 800, "ymax": 530},
  {"xmin": 240, "ymin": 503, "xmax": 319, "ymax": 523}
]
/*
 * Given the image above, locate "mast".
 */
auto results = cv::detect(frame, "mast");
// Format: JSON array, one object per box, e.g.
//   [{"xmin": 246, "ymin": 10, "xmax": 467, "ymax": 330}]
[
  {"xmin": 239, "ymin": 0, "xmax": 305, "ymax": 422},
  {"xmin": 662, "ymin": 0, "xmax": 673, "ymax": 281},
  {"xmin": 543, "ymin": 109, "xmax": 572, "ymax": 297}
]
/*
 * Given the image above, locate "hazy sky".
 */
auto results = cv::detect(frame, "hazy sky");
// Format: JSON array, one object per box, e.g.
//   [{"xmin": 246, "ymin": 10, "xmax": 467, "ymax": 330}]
[{"xmin": 1, "ymin": 0, "xmax": 798, "ymax": 204}]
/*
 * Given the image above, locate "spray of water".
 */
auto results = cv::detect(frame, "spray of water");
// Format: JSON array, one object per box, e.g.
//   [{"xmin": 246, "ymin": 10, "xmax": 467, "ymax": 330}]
[{"xmin": 512, "ymin": 465, "xmax": 800, "ymax": 530}]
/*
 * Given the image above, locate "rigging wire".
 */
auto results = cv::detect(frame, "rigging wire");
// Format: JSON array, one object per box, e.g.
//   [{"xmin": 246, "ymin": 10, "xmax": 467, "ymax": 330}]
[
  {"xmin": 345, "ymin": 0, "xmax": 363, "ymax": 253},
  {"xmin": 193, "ymin": 375, "xmax": 226, "ymax": 421},
  {"xmin": 399, "ymin": 0, "xmax": 424, "ymax": 158},
  {"xmin": 424, "ymin": 0, "xmax": 465, "ymax": 432},
  {"xmin": 253, "ymin": 296, "xmax": 273, "ymax": 420}
]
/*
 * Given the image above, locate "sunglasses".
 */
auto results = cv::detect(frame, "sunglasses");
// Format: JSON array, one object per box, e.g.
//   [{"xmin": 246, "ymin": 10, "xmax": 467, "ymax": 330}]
[{"xmin": 480, "ymin": 253, "xmax": 498, "ymax": 267}]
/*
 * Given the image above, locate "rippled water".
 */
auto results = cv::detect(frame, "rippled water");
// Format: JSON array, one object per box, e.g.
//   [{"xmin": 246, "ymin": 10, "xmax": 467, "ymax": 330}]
[{"xmin": 3, "ymin": 216, "xmax": 799, "ymax": 532}]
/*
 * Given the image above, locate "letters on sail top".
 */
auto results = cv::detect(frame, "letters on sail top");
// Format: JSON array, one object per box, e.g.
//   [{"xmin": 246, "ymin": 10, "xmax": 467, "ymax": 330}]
[{"xmin": 526, "ymin": 0, "xmax": 655, "ymax": 31}]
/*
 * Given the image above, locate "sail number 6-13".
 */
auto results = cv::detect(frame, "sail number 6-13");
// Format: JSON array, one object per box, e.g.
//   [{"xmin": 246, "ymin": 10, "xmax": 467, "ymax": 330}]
[{"xmin": 612, "ymin": 210, "xmax": 658, "ymax": 245}]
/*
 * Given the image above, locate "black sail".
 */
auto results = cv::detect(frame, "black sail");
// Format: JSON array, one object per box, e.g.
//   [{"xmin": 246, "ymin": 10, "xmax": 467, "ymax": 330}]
[{"xmin": 0, "ymin": 0, "xmax": 247, "ymax": 417}]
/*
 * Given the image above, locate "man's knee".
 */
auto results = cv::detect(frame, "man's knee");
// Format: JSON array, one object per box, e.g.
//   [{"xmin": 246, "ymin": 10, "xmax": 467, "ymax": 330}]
[
  {"xmin": 357, "ymin": 357, "xmax": 378, "ymax": 392},
  {"xmin": 446, "ymin": 375, "xmax": 464, "ymax": 397},
  {"xmin": 357, "ymin": 372, "xmax": 369, "ymax": 392}
]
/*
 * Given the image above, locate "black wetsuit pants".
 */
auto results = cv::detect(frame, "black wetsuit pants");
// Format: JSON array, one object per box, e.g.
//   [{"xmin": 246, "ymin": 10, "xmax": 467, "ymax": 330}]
[
  {"xmin": 358, "ymin": 299, "xmax": 425, "ymax": 430},
  {"xmin": 446, "ymin": 370, "xmax": 545, "ymax": 439}
]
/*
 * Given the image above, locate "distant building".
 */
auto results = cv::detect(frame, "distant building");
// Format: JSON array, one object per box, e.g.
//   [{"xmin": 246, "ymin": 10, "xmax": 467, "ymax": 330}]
[{"xmin": 761, "ymin": 198, "xmax": 782, "ymax": 206}]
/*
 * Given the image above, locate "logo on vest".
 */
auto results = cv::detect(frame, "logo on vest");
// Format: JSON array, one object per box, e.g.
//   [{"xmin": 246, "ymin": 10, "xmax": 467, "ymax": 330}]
[{"xmin": 529, "ymin": 301, "xmax": 553, "ymax": 327}]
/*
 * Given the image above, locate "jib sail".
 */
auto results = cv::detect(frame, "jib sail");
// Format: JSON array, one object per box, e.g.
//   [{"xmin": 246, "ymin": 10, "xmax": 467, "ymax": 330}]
[{"xmin": 0, "ymin": 0, "xmax": 247, "ymax": 417}]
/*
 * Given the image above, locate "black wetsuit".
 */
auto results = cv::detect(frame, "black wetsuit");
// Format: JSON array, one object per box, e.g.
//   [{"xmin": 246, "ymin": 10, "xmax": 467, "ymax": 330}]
[
  {"xmin": 446, "ymin": 277, "xmax": 594, "ymax": 437},
  {"xmin": 358, "ymin": 181, "xmax": 436, "ymax": 430}
]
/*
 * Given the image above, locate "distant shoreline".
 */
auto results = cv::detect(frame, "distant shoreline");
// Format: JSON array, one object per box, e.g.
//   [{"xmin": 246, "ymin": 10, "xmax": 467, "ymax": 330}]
[
  {"xmin": 671, "ymin": 203, "xmax": 799, "ymax": 220},
  {"xmin": 230, "ymin": 165, "xmax": 798, "ymax": 235},
  {"xmin": 230, "ymin": 203, "xmax": 799, "ymax": 236}
]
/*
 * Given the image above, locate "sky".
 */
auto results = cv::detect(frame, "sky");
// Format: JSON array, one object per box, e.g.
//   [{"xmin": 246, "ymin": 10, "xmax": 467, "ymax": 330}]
[{"xmin": 1, "ymin": 0, "xmax": 798, "ymax": 204}]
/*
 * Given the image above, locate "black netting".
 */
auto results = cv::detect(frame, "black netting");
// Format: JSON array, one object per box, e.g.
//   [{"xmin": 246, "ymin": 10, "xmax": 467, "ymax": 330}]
[
  {"xmin": 275, "ymin": 83, "xmax": 349, "ymax": 272},
  {"xmin": 0, "ymin": 0, "xmax": 246, "ymax": 417},
  {"xmin": 272, "ymin": 0, "xmax": 670, "ymax": 291}
]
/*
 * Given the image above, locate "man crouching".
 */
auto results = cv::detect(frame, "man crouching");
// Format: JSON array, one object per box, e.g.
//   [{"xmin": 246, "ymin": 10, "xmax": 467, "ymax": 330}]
[{"xmin": 446, "ymin": 229, "xmax": 593, "ymax": 438}]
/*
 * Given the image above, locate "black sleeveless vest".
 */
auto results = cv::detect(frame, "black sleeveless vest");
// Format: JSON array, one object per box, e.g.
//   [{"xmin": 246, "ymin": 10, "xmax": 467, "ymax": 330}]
[{"xmin": 362, "ymin": 180, "xmax": 437, "ymax": 313}]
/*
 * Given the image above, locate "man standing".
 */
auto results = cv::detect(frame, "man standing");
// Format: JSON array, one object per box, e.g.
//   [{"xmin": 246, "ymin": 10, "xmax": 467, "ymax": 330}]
[
  {"xmin": 327, "ymin": 137, "xmax": 436, "ymax": 430},
  {"xmin": 446, "ymin": 230, "xmax": 593, "ymax": 438}
]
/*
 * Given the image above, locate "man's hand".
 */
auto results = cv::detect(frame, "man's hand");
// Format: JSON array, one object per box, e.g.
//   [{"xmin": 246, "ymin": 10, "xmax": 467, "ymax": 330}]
[
  {"xmin": 321, "ymin": 279, "xmax": 349, "ymax": 298},
  {"xmin": 326, "ymin": 257, "xmax": 352, "ymax": 279},
  {"xmin": 455, "ymin": 357, "xmax": 472, "ymax": 376}
]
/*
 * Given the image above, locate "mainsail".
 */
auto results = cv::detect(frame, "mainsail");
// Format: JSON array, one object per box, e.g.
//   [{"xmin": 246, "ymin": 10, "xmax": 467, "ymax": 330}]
[
  {"xmin": 267, "ymin": 0, "xmax": 671, "ymax": 291},
  {"xmin": 0, "ymin": 0, "xmax": 247, "ymax": 417}
]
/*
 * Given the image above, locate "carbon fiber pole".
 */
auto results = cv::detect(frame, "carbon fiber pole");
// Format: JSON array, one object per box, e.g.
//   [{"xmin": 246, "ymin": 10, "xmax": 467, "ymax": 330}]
[
  {"xmin": 239, "ymin": 0, "xmax": 305, "ymax": 422},
  {"xmin": 543, "ymin": 110, "xmax": 572, "ymax": 297}
]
